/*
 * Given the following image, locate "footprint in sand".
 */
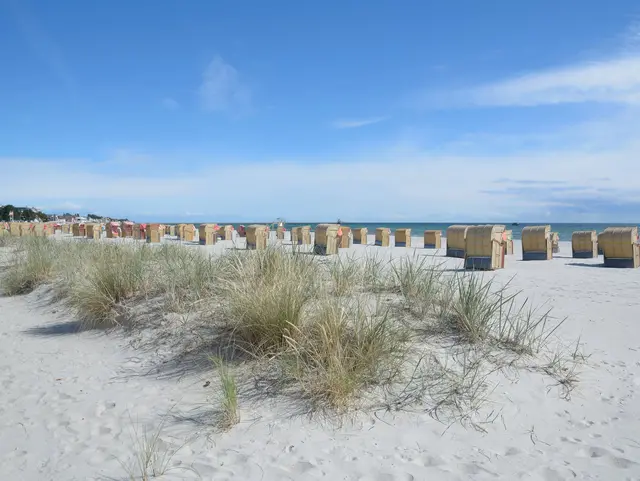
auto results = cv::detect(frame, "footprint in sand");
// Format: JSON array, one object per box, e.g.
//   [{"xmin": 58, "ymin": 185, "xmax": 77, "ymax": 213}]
[
  {"xmin": 292, "ymin": 460, "xmax": 324, "ymax": 477},
  {"xmin": 95, "ymin": 401, "xmax": 116, "ymax": 417},
  {"xmin": 358, "ymin": 474, "xmax": 414, "ymax": 481},
  {"xmin": 576, "ymin": 446, "xmax": 638, "ymax": 470},
  {"xmin": 411, "ymin": 454, "xmax": 444, "ymax": 467}
]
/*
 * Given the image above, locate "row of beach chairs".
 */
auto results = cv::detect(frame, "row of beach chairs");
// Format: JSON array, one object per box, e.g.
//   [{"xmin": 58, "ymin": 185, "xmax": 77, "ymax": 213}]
[
  {"xmin": 446, "ymin": 224, "xmax": 639, "ymax": 269},
  {"xmin": 3, "ymin": 222, "xmax": 638, "ymax": 269}
]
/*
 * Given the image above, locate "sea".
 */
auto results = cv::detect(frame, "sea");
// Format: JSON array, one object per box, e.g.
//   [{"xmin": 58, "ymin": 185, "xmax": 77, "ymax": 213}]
[{"xmin": 168, "ymin": 222, "xmax": 639, "ymax": 241}]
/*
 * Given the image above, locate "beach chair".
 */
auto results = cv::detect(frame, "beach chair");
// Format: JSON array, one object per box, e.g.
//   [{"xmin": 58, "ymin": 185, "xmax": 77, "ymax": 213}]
[
  {"xmin": 571, "ymin": 231, "xmax": 597, "ymax": 259},
  {"xmin": 199, "ymin": 224, "xmax": 218, "ymax": 245},
  {"xmin": 599, "ymin": 227, "xmax": 640, "ymax": 268},
  {"xmin": 464, "ymin": 225, "xmax": 506, "ymax": 270},
  {"xmin": 375, "ymin": 227, "xmax": 390, "ymax": 247},
  {"xmin": 86, "ymin": 223, "xmax": 101, "ymax": 240},
  {"xmin": 106, "ymin": 222, "xmax": 120, "ymax": 239},
  {"xmin": 246, "ymin": 225, "xmax": 269, "ymax": 250},
  {"xmin": 446, "ymin": 225, "xmax": 469, "ymax": 258},
  {"xmin": 521, "ymin": 225, "xmax": 552, "ymax": 260},
  {"xmin": 424, "ymin": 230, "xmax": 442, "ymax": 249},
  {"xmin": 352, "ymin": 228, "xmax": 368, "ymax": 245},
  {"xmin": 394, "ymin": 228, "xmax": 411, "ymax": 247},
  {"xmin": 339, "ymin": 226, "xmax": 352, "ymax": 248},
  {"xmin": 145, "ymin": 224, "xmax": 162, "ymax": 243},
  {"xmin": 121, "ymin": 222, "xmax": 134, "ymax": 238},
  {"xmin": 182, "ymin": 224, "xmax": 197, "ymax": 242},
  {"xmin": 314, "ymin": 224, "xmax": 340, "ymax": 255}
]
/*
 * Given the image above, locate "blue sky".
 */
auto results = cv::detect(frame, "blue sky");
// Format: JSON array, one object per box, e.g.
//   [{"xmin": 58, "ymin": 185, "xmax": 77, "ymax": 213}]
[{"xmin": 1, "ymin": 0, "xmax": 640, "ymax": 222}]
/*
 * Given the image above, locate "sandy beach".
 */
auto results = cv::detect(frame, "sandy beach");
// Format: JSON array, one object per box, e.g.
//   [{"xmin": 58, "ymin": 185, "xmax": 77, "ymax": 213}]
[{"xmin": 1, "ymin": 236, "xmax": 640, "ymax": 480}]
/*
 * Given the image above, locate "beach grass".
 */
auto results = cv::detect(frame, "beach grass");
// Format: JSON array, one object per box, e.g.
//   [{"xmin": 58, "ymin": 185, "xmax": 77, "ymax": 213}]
[
  {"xmin": 121, "ymin": 415, "xmax": 197, "ymax": 481},
  {"xmin": 212, "ymin": 357, "xmax": 240, "ymax": 430},
  {"xmin": 1, "ymin": 237, "xmax": 58, "ymax": 295},
  {"xmin": 0, "ymin": 236, "xmax": 583, "ymax": 422},
  {"xmin": 219, "ymin": 248, "xmax": 317, "ymax": 354},
  {"xmin": 284, "ymin": 297, "xmax": 409, "ymax": 411},
  {"xmin": 67, "ymin": 244, "xmax": 151, "ymax": 328}
]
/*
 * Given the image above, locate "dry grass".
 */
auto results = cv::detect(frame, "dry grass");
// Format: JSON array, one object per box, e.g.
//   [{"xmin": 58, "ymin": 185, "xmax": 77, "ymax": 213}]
[
  {"xmin": 328, "ymin": 254, "xmax": 362, "ymax": 297},
  {"xmin": 212, "ymin": 357, "xmax": 240, "ymax": 430},
  {"xmin": 537, "ymin": 337, "xmax": 588, "ymax": 400},
  {"xmin": 67, "ymin": 244, "xmax": 151, "ymax": 328},
  {"xmin": 155, "ymin": 244, "xmax": 217, "ymax": 311},
  {"xmin": 284, "ymin": 297, "xmax": 409, "ymax": 411},
  {"xmin": 1, "ymin": 237, "xmax": 58, "ymax": 295},
  {"xmin": 446, "ymin": 274, "xmax": 517, "ymax": 342},
  {"xmin": 0, "ymin": 234, "xmax": 15, "ymax": 248},
  {"xmin": 360, "ymin": 251, "xmax": 390, "ymax": 291},
  {"xmin": 219, "ymin": 248, "xmax": 317, "ymax": 354},
  {"xmin": 436, "ymin": 273, "xmax": 564, "ymax": 354},
  {"xmin": 390, "ymin": 254, "xmax": 444, "ymax": 316},
  {"xmin": 424, "ymin": 349, "xmax": 497, "ymax": 429},
  {"xmin": 121, "ymin": 415, "xmax": 198, "ymax": 480},
  {"xmin": 0, "ymin": 237, "xmax": 584, "ymax": 423}
]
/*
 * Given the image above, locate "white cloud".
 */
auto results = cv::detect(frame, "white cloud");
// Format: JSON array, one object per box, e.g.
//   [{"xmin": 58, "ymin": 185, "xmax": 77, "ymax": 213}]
[
  {"xmin": 461, "ymin": 55, "xmax": 640, "ymax": 107},
  {"xmin": 331, "ymin": 117, "xmax": 387, "ymax": 129},
  {"xmin": 161, "ymin": 97, "xmax": 180, "ymax": 110},
  {"xmin": 0, "ymin": 138, "xmax": 637, "ymax": 222},
  {"xmin": 198, "ymin": 56, "xmax": 251, "ymax": 113},
  {"xmin": 37, "ymin": 201, "xmax": 82, "ymax": 212}
]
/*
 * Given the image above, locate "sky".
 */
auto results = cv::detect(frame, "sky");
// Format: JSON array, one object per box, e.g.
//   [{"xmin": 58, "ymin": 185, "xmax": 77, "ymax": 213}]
[{"xmin": 1, "ymin": 0, "xmax": 640, "ymax": 223}]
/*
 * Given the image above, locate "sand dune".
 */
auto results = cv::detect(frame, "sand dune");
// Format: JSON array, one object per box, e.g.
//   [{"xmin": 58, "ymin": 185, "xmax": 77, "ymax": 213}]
[{"xmin": 1, "ymin": 239, "xmax": 639, "ymax": 480}]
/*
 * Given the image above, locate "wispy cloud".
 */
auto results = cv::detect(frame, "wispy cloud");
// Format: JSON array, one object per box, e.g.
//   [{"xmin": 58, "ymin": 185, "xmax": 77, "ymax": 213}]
[
  {"xmin": 463, "ymin": 55, "xmax": 640, "ymax": 107},
  {"xmin": 493, "ymin": 179, "xmax": 568, "ymax": 186},
  {"xmin": 198, "ymin": 55, "xmax": 252, "ymax": 114},
  {"xmin": 331, "ymin": 117, "xmax": 388, "ymax": 129},
  {"xmin": 1, "ymin": 135, "xmax": 637, "ymax": 222},
  {"xmin": 37, "ymin": 201, "xmax": 82, "ymax": 212},
  {"xmin": 417, "ymin": 21, "xmax": 640, "ymax": 109},
  {"xmin": 161, "ymin": 97, "xmax": 180, "ymax": 110}
]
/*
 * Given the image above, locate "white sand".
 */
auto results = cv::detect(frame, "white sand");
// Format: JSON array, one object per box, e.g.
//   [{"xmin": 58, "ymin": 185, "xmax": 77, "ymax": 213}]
[{"xmin": 1, "ymin": 238, "xmax": 640, "ymax": 480}]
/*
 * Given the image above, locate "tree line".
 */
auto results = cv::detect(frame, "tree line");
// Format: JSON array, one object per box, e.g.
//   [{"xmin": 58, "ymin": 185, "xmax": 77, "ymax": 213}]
[{"xmin": 0, "ymin": 205, "xmax": 48, "ymax": 222}]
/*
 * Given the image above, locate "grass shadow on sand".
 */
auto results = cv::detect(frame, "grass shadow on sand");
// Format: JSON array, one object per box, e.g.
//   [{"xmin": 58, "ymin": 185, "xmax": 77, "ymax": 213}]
[
  {"xmin": 128, "ymin": 317, "xmax": 253, "ymax": 382},
  {"xmin": 566, "ymin": 262, "xmax": 605, "ymax": 268},
  {"xmin": 23, "ymin": 320, "xmax": 85, "ymax": 336}
]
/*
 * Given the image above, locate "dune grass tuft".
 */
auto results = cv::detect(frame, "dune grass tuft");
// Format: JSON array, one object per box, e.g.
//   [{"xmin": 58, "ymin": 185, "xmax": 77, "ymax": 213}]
[
  {"xmin": 284, "ymin": 297, "xmax": 409, "ymax": 411},
  {"xmin": 1, "ymin": 237, "xmax": 58, "ymax": 295},
  {"xmin": 436, "ymin": 273, "xmax": 564, "ymax": 354},
  {"xmin": 360, "ymin": 251, "xmax": 390, "ymax": 292},
  {"xmin": 390, "ymin": 254, "xmax": 444, "ymax": 315},
  {"xmin": 328, "ymin": 254, "xmax": 362, "ymax": 297},
  {"xmin": 0, "ymin": 234, "xmax": 15, "ymax": 248},
  {"xmin": 121, "ymin": 415, "xmax": 197, "ymax": 481},
  {"xmin": 212, "ymin": 357, "xmax": 240, "ymax": 430},
  {"xmin": 155, "ymin": 244, "xmax": 217, "ymax": 311},
  {"xmin": 220, "ymin": 247, "xmax": 317, "ymax": 354},
  {"xmin": 1, "ymin": 234, "xmax": 584, "ymax": 421},
  {"xmin": 447, "ymin": 274, "xmax": 517, "ymax": 343},
  {"xmin": 68, "ymin": 244, "xmax": 150, "ymax": 328}
]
